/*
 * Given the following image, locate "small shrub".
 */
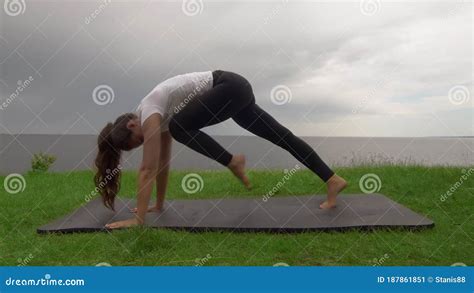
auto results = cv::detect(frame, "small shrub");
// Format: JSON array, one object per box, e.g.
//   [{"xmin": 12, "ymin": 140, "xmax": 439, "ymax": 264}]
[{"xmin": 31, "ymin": 152, "xmax": 56, "ymax": 173}]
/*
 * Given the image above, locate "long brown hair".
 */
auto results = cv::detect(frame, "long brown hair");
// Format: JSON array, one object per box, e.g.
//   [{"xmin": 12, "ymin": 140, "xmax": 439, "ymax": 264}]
[{"xmin": 94, "ymin": 113, "xmax": 136, "ymax": 210}]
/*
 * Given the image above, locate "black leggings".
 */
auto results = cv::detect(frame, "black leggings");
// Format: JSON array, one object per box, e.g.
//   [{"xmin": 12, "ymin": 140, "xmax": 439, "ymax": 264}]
[{"xmin": 168, "ymin": 70, "xmax": 335, "ymax": 182}]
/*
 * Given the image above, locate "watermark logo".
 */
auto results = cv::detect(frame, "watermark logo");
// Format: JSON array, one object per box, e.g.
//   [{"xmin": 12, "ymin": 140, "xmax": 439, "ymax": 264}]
[
  {"xmin": 92, "ymin": 84, "xmax": 115, "ymax": 106},
  {"xmin": 3, "ymin": 173, "xmax": 26, "ymax": 194},
  {"xmin": 194, "ymin": 254, "xmax": 212, "ymax": 266},
  {"xmin": 5, "ymin": 274, "xmax": 85, "ymax": 286},
  {"xmin": 1, "ymin": 76, "xmax": 34, "ymax": 111},
  {"xmin": 182, "ymin": 0, "xmax": 203, "ymax": 16},
  {"xmin": 352, "ymin": 97, "xmax": 369, "ymax": 114},
  {"xmin": 174, "ymin": 77, "xmax": 212, "ymax": 113},
  {"xmin": 262, "ymin": 0, "xmax": 288, "ymax": 25},
  {"xmin": 372, "ymin": 253, "xmax": 389, "ymax": 266},
  {"xmin": 359, "ymin": 173, "xmax": 382, "ymax": 193},
  {"xmin": 4, "ymin": 0, "xmax": 26, "ymax": 16},
  {"xmin": 17, "ymin": 253, "xmax": 34, "ymax": 266},
  {"xmin": 270, "ymin": 85, "xmax": 292, "ymax": 105},
  {"xmin": 351, "ymin": 66, "xmax": 400, "ymax": 115},
  {"xmin": 440, "ymin": 168, "xmax": 473, "ymax": 202},
  {"xmin": 360, "ymin": 0, "xmax": 381, "ymax": 16},
  {"xmin": 84, "ymin": 0, "xmax": 111, "ymax": 25},
  {"xmin": 181, "ymin": 173, "xmax": 204, "ymax": 194},
  {"xmin": 85, "ymin": 165, "xmax": 122, "ymax": 202},
  {"xmin": 263, "ymin": 164, "xmax": 300, "ymax": 202},
  {"xmin": 273, "ymin": 262, "xmax": 290, "ymax": 267},
  {"xmin": 448, "ymin": 85, "xmax": 470, "ymax": 105}
]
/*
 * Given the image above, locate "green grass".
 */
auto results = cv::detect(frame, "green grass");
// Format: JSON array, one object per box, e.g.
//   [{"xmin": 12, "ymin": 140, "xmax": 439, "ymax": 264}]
[{"xmin": 0, "ymin": 166, "xmax": 472, "ymax": 266}]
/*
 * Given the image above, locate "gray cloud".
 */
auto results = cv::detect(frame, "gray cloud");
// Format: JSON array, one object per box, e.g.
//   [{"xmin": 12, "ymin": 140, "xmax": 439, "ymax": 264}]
[{"xmin": 0, "ymin": 0, "xmax": 472, "ymax": 137}]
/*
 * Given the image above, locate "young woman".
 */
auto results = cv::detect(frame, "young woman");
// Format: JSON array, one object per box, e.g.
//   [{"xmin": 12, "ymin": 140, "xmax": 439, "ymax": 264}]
[{"xmin": 95, "ymin": 70, "xmax": 347, "ymax": 229}]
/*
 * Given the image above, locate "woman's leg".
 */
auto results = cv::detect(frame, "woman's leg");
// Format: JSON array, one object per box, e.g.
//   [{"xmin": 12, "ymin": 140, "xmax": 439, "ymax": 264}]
[
  {"xmin": 168, "ymin": 71, "xmax": 252, "ymax": 166},
  {"xmin": 232, "ymin": 103, "xmax": 347, "ymax": 208},
  {"xmin": 168, "ymin": 72, "xmax": 252, "ymax": 188},
  {"xmin": 232, "ymin": 103, "xmax": 334, "ymax": 181},
  {"xmin": 169, "ymin": 88, "xmax": 234, "ymax": 166}
]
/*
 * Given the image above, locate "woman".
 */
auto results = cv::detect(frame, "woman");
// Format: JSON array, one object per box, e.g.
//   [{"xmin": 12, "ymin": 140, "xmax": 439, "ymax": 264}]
[{"xmin": 95, "ymin": 70, "xmax": 347, "ymax": 229}]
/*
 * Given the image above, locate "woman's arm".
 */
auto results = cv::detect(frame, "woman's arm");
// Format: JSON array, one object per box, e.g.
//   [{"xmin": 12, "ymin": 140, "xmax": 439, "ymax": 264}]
[
  {"xmin": 155, "ymin": 131, "xmax": 172, "ymax": 209},
  {"xmin": 105, "ymin": 114, "xmax": 162, "ymax": 229}
]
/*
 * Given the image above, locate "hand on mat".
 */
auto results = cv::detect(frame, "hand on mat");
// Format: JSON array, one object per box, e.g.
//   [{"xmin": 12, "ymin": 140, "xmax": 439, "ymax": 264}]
[
  {"xmin": 105, "ymin": 218, "xmax": 139, "ymax": 229},
  {"xmin": 129, "ymin": 205, "xmax": 162, "ymax": 213}
]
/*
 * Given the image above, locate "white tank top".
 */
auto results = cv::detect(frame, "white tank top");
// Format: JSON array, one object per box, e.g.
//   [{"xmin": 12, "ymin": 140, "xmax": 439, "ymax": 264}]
[{"xmin": 136, "ymin": 71, "xmax": 213, "ymax": 132}]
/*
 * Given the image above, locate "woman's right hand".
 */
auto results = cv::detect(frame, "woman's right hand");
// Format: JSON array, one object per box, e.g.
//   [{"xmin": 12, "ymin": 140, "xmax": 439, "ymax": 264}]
[{"xmin": 130, "ymin": 205, "xmax": 162, "ymax": 213}]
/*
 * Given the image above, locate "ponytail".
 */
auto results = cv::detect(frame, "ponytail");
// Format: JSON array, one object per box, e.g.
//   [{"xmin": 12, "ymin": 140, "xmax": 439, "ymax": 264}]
[{"xmin": 94, "ymin": 113, "xmax": 136, "ymax": 210}]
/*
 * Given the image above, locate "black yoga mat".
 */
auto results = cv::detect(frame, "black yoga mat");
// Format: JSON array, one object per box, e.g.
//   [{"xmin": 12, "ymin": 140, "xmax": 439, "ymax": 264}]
[{"xmin": 37, "ymin": 194, "xmax": 434, "ymax": 234}]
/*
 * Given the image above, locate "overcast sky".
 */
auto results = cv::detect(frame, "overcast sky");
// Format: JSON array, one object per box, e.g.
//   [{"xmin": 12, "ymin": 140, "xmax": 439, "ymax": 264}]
[{"xmin": 0, "ymin": 0, "xmax": 472, "ymax": 137}]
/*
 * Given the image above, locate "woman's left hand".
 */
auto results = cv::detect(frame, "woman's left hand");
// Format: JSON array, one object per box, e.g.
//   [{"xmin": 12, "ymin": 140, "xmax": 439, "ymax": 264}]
[{"xmin": 105, "ymin": 218, "xmax": 140, "ymax": 229}]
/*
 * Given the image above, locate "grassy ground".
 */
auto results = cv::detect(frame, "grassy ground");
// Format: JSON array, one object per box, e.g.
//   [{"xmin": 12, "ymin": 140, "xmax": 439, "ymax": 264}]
[{"xmin": 0, "ymin": 166, "xmax": 472, "ymax": 266}]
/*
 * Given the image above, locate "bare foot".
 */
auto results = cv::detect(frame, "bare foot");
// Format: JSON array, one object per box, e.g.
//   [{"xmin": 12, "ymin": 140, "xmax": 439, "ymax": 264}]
[
  {"xmin": 130, "ymin": 205, "xmax": 162, "ymax": 213},
  {"xmin": 319, "ymin": 174, "xmax": 347, "ymax": 209},
  {"xmin": 227, "ymin": 154, "xmax": 252, "ymax": 190}
]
